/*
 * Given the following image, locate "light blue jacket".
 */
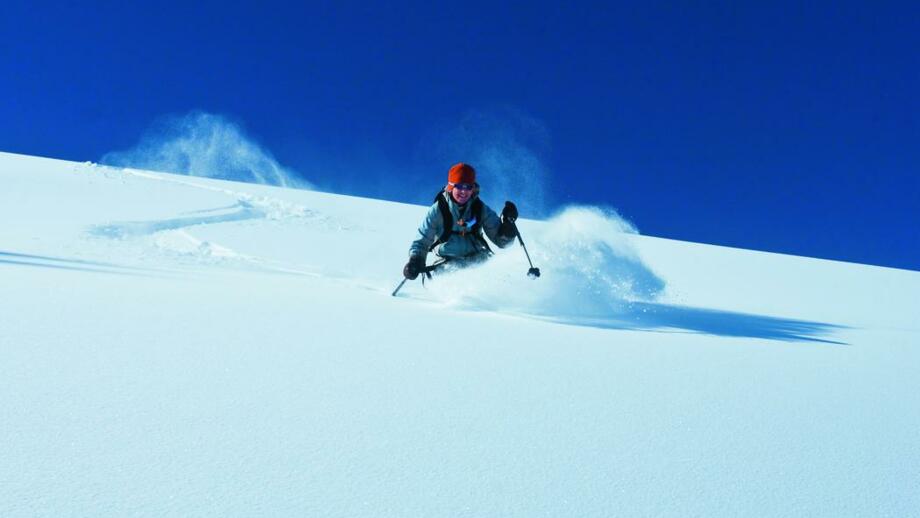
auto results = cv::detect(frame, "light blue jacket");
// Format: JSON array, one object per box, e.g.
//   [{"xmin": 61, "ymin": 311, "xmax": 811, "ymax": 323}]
[{"xmin": 409, "ymin": 192, "xmax": 514, "ymax": 259}]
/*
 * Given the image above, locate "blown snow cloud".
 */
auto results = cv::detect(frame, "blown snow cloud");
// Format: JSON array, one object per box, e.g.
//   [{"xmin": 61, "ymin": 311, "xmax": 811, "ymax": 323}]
[
  {"xmin": 431, "ymin": 108, "xmax": 552, "ymax": 217},
  {"xmin": 101, "ymin": 111, "xmax": 309, "ymax": 188}
]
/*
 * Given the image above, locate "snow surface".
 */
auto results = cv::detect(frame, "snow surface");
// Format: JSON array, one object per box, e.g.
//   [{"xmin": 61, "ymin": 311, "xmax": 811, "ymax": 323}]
[{"xmin": 2, "ymin": 151, "xmax": 919, "ymax": 516}]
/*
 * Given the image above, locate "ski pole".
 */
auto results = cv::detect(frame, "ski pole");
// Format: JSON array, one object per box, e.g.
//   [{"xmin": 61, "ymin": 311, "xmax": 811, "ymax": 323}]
[
  {"xmin": 391, "ymin": 277, "xmax": 408, "ymax": 296},
  {"xmin": 392, "ymin": 259, "xmax": 446, "ymax": 296},
  {"xmin": 512, "ymin": 222, "xmax": 541, "ymax": 278}
]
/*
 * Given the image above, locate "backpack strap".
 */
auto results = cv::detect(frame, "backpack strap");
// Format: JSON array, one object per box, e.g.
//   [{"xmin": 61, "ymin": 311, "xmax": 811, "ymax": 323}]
[
  {"xmin": 469, "ymin": 198, "xmax": 483, "ymax": 234},
  {"xmin": 429, "ymin": 192, "xmax": 454, "ymax": 251}
]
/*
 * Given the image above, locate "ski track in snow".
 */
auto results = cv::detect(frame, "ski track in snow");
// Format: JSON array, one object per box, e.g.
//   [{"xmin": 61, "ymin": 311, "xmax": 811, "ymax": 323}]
[{"xmin": 83, "ymin": 166, "xmax": 331, "ymax": 274}]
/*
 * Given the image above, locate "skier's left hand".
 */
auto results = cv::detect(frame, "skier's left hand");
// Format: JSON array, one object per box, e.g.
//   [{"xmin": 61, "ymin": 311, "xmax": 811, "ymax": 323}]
[{"xmin": 502, "ymin": 201, "xmax": 518, "ymax": 223}]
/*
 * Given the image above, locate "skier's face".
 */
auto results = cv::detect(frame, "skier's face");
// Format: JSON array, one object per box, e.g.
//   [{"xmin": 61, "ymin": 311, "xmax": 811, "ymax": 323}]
[{"xmin": 450, "ymin": 184, "xmax": 473, "ymax": 205}]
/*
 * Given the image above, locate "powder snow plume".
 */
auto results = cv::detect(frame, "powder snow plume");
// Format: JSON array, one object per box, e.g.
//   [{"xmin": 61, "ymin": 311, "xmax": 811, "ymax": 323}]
[
  {"xmin": 101, "ymin": 111, "xmax": 310, "ymax": 188},
  {"xmin": 424, "ymin": 205, "xmax": 666, "ymax": 318},
  {"xmin": 431, "ymin": 108, "xmax": 552, "ymax": 217}
]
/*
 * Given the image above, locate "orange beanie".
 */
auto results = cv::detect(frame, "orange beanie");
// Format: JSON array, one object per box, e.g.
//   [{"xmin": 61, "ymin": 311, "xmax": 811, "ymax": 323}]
[{"xmin": 448, "ymin": 163, "xmax": 476, "ymax": 185}]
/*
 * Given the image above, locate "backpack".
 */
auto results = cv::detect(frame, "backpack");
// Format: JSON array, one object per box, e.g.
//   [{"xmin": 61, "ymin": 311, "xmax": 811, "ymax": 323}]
[{"xmin": 428, "ymin": 191, "xmax": 493, "ymax": 255}]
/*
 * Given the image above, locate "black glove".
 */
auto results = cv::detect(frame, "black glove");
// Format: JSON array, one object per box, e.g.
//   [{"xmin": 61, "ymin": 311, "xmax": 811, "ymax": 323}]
[
  {"xmin": 499, "ymin": 201, "xmax": 518, "ymax": 238},
  {"xmin": 403, "ymin": 255, "xmax": 426, "ymax": 280},
  {"xmin": 499, "ymin": 219, "xmax": 517, "ymax": 239},
  {"xmin": 502, "ymin": 201, "xmax": 518, "ymax": 223}
]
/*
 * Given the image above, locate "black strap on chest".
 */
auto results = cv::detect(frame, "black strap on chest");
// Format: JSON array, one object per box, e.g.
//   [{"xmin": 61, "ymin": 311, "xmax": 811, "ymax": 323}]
[{"xmin": 429, "ymin": 191, "xmax": 487, "ymax": 252}]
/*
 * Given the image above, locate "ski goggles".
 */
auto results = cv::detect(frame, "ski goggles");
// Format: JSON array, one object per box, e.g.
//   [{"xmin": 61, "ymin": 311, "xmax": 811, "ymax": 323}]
[{"xmin": 450, "ymin": 182, "xmax": 475, "ymax": 191}]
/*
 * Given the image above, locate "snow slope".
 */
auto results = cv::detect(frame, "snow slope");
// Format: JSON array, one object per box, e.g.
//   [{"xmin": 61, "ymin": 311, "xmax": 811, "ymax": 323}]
[{"xmin": 2, "ymin": 151, "xmax": 918, "ymax": 516}]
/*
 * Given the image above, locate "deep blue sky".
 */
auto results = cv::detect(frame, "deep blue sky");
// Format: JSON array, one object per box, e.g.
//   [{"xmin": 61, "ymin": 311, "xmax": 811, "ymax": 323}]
[{"xmin": 3, "ymin": 1, "xmax": 918, "ymax": 270}]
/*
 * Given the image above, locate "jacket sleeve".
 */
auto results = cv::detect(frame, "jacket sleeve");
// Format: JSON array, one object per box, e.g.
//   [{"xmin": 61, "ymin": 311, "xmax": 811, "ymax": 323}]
[
  {"xmin": 481, "ymin": 203, "xmax": 515, "ymax": 249},
  {"xmin": 409, "ymin": 203, "xmax": 444, "ymax": 258}
]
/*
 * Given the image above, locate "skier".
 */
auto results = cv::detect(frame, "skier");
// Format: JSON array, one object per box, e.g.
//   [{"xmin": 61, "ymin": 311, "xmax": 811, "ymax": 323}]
[{"xmin": 403, "ymin": 162, "xmax": 519, "ymax": 280}]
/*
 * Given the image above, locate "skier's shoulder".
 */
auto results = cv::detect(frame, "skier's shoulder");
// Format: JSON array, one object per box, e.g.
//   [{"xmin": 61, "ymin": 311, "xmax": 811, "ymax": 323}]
[
  {"xmin": 427, "ymin": 193, "xmax": 447, "ymax": 213},
  {"xmin": 420, "ymin": 194, "xmax": 446, "ymax": 227},
  {"xmin": 433, "ymin": 190, "xmax": 463, "ymax": 218}
]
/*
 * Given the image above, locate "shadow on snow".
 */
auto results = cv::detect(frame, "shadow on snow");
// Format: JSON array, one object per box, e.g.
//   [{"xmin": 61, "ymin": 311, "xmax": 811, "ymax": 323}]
[
  {"xmin": 532, "ymin": 301, "xmax": 848, "ymax": 345},
  {"xmin": 0, "ymin": 251, "xmax": 157, "ymax": 277}
]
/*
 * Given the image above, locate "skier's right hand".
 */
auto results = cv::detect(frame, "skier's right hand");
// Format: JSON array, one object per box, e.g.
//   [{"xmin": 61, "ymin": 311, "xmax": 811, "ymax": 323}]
[{"xmin": 403, "ymin": 255, "xmax": 426, "ymax": 280}]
